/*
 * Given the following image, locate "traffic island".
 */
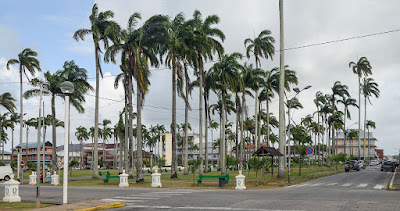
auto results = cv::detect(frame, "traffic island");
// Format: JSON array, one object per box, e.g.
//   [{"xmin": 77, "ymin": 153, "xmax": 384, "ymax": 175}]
[
  {"xmin": 31, "ymin": 200, "xmax": 125, "ymax": 211},
  {"xmin": 389, "ymin": 167, "xmax": 400, "ymax": 190}
]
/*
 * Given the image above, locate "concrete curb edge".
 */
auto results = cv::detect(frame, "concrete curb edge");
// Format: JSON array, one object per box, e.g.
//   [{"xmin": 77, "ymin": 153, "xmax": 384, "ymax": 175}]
[
  {"xmin": 76, "ymin": 202, "xmax": 126, "ymax": 211},
  {"xmin": 389, "ymin": 167, "xmax": 397, "ymax": 190}
]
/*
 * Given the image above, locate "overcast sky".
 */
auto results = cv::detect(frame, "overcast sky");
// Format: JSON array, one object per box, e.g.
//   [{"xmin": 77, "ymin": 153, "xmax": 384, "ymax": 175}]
[{"xmin": 1, "ymin": 0, "xmax": 399, "ymax": 156}]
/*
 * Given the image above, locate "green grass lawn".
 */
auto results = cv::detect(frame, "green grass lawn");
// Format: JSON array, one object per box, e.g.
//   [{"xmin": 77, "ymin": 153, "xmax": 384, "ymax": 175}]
[
  {"xmin": 21, "ymin": 169, "xmax": 126, "ymax": 180},
  {"xmin": 61, "ymin": 165, "xmax": 344, "ymax": 189},
  {"xmin": 0, "ymin": 202, "xmax": 53, "ymax": 210}
]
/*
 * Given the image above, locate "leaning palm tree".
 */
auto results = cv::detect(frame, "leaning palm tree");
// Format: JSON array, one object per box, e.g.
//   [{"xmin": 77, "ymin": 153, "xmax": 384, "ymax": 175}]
[
  {"xmin": 365, "ymin": 120, "xmax": 376, "ymax": 159},
  {"xmin": 337, "ymin": 97, "xmax": 358, "ymax": 154},
  {"xmin": 189, "ymin": 10, "xmax": 225, "ymax": 174},
  {"xmin": 244, "ymin": 30, "xmax": 275, "ymax": 149},
  {"xmin": 75, "ymin": 126, "xmax": 89, "ymax": 169},
  {"xmin": 361, "ymin": 78, "xmax": 379, "ymax": 160},
  {"xmin": 6, "ymin": 48, "xmax": 41, "ymax": 173},
  {"xmin": 0, "ymin": 92, "xmax": 16, "ymax": 113},
  {"xmin": 209, "ymin": 52, "xmax": 242, "ymax": 174},
  {"xmin": 349, "ymin": 57, "xmax": 372, "ymax": 160},
  {"xmin": 73, "ymin": 4, "xmax": 120, "ymax": 178}
]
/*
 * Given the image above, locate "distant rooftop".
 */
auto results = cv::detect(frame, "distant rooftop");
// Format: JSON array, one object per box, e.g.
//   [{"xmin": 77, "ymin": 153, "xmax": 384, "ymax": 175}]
[
  {"xmin": 336, "ymin": 130, "xmax": 377, "ymax": 140},
  {"xmin": 15, "ymin": 141, "xmax": 52, "ymax": 149}
]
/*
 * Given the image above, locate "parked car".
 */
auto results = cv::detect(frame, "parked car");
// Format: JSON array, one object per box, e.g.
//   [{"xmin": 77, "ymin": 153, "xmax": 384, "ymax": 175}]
[
  {"xmin": 370, "ymin": 160, "xmax": 379, "ymax": 166},
  {"xmin": 345, "ymin": 160, "xmax": 360, "ymax": 172},
  {"xmin": 0, "ymin": 166, "xmax": 14, "ymax": 181},
  {"xmin": 381, "ymin": 161, "xmax": 396, "ymax": 172},
  {"xmin": 357, "ymin": 160, "xmax": 365, "ymax": 169}
]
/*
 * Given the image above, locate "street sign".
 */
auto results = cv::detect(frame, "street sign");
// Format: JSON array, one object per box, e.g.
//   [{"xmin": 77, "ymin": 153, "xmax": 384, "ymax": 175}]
[
  {"xmin": 20, "ymin": 160, "xmax": 24, "ymax": 168},
  {"xmin": 306, "ymin": 147, "xmax": 314, "ymax": 155},
  {"xmin": 57, "ymin": 160, "xmax": 63, "ymax": 168}
]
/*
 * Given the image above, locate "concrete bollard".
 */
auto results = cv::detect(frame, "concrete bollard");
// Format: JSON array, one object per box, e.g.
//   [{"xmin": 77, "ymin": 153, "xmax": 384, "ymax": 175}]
[
  {"xmin": 119, "ymin": 170, "xmax": 129, "ymax": 188},
  {"xmin": 235, "ymin": 170, "xmax": 246, "ymax": 190},
  {"xmin": 3, "ymin": 179, "xmax": 21, "ymax": 202},
  {"xmin": 51, "ymin": 171, "xmax": 59, "ymax": 186},
  {"xmin": 151, "ymin": 169, "xmax": 162, "ymax": 188},
  {"xmin": 29, "ymin": 171, "xmax": 37, "ymax": 185}
]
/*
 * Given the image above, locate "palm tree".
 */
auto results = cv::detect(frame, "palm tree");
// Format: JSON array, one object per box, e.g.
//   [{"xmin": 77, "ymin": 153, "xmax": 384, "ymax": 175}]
[
  {"xmin": 330, "ymin": 81, "xmax": 349, "ymax": 154},
  {"xmin": 347, "ymin": 129, "xmax": 359, "ymax": 156},
  {"xmin": 101, "ymin": 119, "xmax": 112, "ymax": 167},
  {"xmin": 365, "ymin": 120, "xmax": 376, "ymax": 159},
  {"xmin": 313, "ymin": 91, "xmax": 326, "ymax": 162},
  {"xmin": 244, "ymin": 30, "xmax": 275, "ymax": 149},
  {"xmin": 74, "ymin": 4, "xmax": 119, "ymax": 178},
  {"xmin": 337, "ymin": 97, "xmax": 358, "ymax": 154},
  {"xmin": 349, "ymin": 57, "xmax": 372, "ymax": 160},
  {"xmin": 361, "ymin": 78, "xmax": 379, "ymax": 160},
  {"xmin": 75, "ymin": 126, "xmax": 89, "ymax": 169},
  {"xmin": 189, "ymin": 10, "xmax": 225, "ymax": 174},
  {"xmin": 209, "ymin": 53, "xmax": 242, "ymax": 174},
  {"xmin": 0, "ymin": 92, "xmax": 16, "ymax": 113},
  {"xmin": 25, "ymin": 61, "xmax": 92, "ymax": 171},
  {"xmin": 6, "ymin": 48, "xmax": 41, "ymax": 173},
  {"xmin": 209, "ymin": 119, "xmax": 219, "ymax": 168},
  {"xmin": 0, "ymin": 113, "xmax": 11, "ymax": 162}
]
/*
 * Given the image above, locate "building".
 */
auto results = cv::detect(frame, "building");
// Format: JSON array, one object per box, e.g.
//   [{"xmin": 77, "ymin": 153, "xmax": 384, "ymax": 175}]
[
  {"xmin": 376, "ymin": 149, "xmax": 384, "ymax": 160},
  {"xmin": 12, "ymin": 141, "xmax": 53, "ymax": 165},
  {"xmin": 0, "ymin": 151, "xmax": 12, "ymax": 164},
  {"xmin": 56, "ymin": 144, "xmax": 84, "ymax": 167},
  {"xmin": 335, "ymin": 130, "xmax": 378, "ymax": 159},
  {"xmin": 83, "ymin": 143, "xmax": 118, "ymax": 168}
]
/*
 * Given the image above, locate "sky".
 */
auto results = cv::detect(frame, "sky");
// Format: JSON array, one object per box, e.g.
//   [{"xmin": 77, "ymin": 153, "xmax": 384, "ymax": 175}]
[{"xmin": 1, "ymin": 0, "xmax": 400, "ymax": 156}]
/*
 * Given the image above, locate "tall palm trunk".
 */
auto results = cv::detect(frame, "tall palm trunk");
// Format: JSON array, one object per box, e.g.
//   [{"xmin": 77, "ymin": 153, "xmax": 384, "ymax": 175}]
[
  {"xmin": 113, "ymin": 135, "xmax": 116, "ymax": 169},
  {"xmin": 128, "ymin": 73, "xmax": 134, "ymax": 177},
  {"xmin": 367, "ymin": 127, "xmax": 370, "ymax": 160},
  {"xmin": 357, "ymin": 75, "xmax": 361, "ymax": 160},
  {"xmin": 254, "ymin": 89, "xmax": 259, "ymax": 150},
  {"xmin": 317, "ymin": 107, "xmax": 321, "ymax": 165},
  {"xmin": 170, "ymin": 57, "xmax": 178, "ymax": 178},
  {"xmin": 204, "ymin": 97, "xmax": 209, "ymax": 173},
  {"xmin": 12, "ymin": 129, "xmax": 14, "ymax": 166},
  {"xmin": 184, "ymin": 82, "xmax": 189, "ymax": 175},
  {"xmin": 19, "ymin": 66, "xmax": 23, "ymax": 179},
  {"xmin": 221, "ymin": 89, "xmax": 227, "ymax": 175},
  {"xmin": 343, "ymin": 107, "xmax": 347, "ymax": 155},
  {"xmin": 93, "ymin": 46, "xmax": 100, "ymax": 179},
  {"xmin": 80, "ymin": 141, "xmax": 83, "ymax": 169},
  {"xmin": 235, "ymin": 95, "xmax": 239, "ymax": 161},
  {"xmin": 25, "ymin": 127, "xmax": 28, "ymax": 167},
  {"xmin": 198, "ymin": 54, "xmax": 204, "ymax": 174},
  {"xmin": 51, "ymin": 95, "xmax": 57, "ymax": 172},
  {"xmin": 119, "ymin": 132, "xmax": 123, "ymax": 173},
  {"xmin": 240, "ymin": 92, "xmax": 245, "ymax": 170},
  {"xmin": 124, "ymin": 95, "xmax": 129, "ymax": 173},
  {"xmin": 266, "ymin": 99, "xmax": 270, "ymax": 146},
  {"xmin": 278, "ymin": 0, "xmax": 286, "ymax": 178},
  {"xmin": 363, "ymin": 95, "xmax": 367, "ymax": 160},
  {"xmin": 136, "ymin": 85, "xmax": 144, "ymax": 182}
]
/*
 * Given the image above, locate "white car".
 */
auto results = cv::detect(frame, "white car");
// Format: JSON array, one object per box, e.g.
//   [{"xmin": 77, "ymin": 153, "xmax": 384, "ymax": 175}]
[
  {"xmin": 370, "ymin": 160, "xmax": 378, "ymax": 166},
  {"xmin": 0, "ymin": 166, "xmax": 14, "ymax": 181}
]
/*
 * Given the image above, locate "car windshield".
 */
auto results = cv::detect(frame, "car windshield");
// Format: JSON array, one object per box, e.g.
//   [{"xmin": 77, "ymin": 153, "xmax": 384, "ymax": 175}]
[
  {"xmin": 347, "ymin": 161, "xmax": 355, "ymax": 164},
  {"xmin": 384, "ymin": 162, "xmax": 392, "ymax": 165}
]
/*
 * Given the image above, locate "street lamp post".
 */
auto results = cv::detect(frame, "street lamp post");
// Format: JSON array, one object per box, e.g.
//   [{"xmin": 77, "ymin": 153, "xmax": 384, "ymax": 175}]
[
  {"xmin": 287, "ymin": 85, "xmax": 311, "ymax": 184},
  {"xmin": 61, "ymin": 81, "xmax": 74, "ymax": 204},
  {"xmin": 15, "ymin": 146, "xmax": 21, "ymax": 181}
]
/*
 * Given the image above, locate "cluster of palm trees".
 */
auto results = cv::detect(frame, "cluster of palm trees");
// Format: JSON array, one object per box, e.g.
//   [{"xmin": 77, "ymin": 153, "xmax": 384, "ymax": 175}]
[{"xmin": 1, "ymin": 4, "xmax": 381, "ymax": 185}]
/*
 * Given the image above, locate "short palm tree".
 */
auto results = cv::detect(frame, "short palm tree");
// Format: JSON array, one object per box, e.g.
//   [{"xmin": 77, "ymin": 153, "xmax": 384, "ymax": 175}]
[
  {"xmin": 244, "ymin": 30, "xmax": 275, "ymax": 149},
  {"xmin": 365, "ymin": 120, "xmax": 376, "ymax": 159},
  {"xmin": 349, "ymin": 57, "xmax": 372, "ymax": 160},
  {"xmin": 74, "ymin": 4, "xmax": 120, "ymax": 178},
  {"xmin": 101, "ymin": 119, "xmax": 113, "ymax": 166},
  {"xmin": 362, "ymin": 78, "xmax": 379, "ymax": 159},
  {"xmin": 6, "ymin": 48, "xmax": 41, "ymax": 170},
  {"xmin": 75, "ymin": 126, "xmax": 89, "ymax": 169}
]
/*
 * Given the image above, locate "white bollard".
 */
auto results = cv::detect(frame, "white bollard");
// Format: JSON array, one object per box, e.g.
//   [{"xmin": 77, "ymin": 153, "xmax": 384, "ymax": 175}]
[
  {"xmin": 29, "ymin": 171, "xmax": 37, "ymax": 185},
  {"xmin": 235, "ymin": 170, "xmax": 246, "ymax": 190},
  {"xmin": 119, "ymin": 170, "xmax": 129, "ymax": 188},
  {"xmin": 3, "ymin": 179, "xmax": 21, "ymax": 202},
  {"xmin": 151, "ymin": 169, "xmax": 162, "ymax": 188},
  {"xmin": 51, "ymin": 171, "xmax": 59, "ymax": 186}
]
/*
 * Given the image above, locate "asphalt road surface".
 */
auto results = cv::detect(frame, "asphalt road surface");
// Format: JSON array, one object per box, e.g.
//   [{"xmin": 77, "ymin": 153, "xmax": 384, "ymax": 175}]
[{"xmin": 9, "ymin": 165, "xmax": 399, "ymax": 211}]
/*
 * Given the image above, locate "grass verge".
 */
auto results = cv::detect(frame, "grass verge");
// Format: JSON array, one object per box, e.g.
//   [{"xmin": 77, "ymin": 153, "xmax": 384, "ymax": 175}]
[{"xmin": 0, "ymin": 202, "xmax": 53, "ymax": 210}]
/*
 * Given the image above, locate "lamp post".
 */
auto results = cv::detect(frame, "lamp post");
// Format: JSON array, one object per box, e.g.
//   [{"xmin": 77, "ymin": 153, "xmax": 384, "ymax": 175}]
[
  {"xmin": 61, "ymin": 81, "xmax": 74, "ymax": 204},
  {"xmin": 287, "ymin": 85, "xmax": 311, "ymax": 184},
  {"xmin": 15, "ymin": 146, "xmax": 21, "ymax": 181}
]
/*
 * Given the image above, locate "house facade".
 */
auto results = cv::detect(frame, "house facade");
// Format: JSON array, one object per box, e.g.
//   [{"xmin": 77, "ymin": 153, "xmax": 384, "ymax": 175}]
[
  {"xmin": 12, "ymin": 141, "xmax": 53, "ymax": 165},
  {"xmin": 335, "ymin": 130, "xmax": 378, "ymax": 159}
]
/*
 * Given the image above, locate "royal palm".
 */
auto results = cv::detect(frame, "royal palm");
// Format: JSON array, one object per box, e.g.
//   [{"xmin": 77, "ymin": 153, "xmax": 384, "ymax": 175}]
[{"xmin": 361, "ymin": 78, "xmax": 379, "ymax": 159}]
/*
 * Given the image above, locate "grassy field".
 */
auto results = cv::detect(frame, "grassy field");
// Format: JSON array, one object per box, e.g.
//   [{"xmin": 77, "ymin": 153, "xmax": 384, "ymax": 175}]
[
  {"xmin": 21, "ymin": 169, "xmax": 123, "ymax": 180},
  {"xmin": 0, "ymin": 202, "xmax": 53, "ymax": 210},
  {"xmin": 58, "ymin": 165, "xmax": 344, "ymax": 189}
]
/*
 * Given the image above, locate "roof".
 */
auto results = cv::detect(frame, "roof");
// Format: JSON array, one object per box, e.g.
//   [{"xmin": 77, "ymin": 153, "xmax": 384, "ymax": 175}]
[
  {"xmin": 16, "ymin": 141, "xmax": 52, "ymax": 149},
  {"xmin": 57, "ymin": 144, "xmax": 82, "ymax": 152},
  {"xmin": 336, "ymin": 130, "xmax": 377, "ymax": 140},
  {"xmin": 253, "ymin": 147, "xmax": 283, "ymax": 157}
]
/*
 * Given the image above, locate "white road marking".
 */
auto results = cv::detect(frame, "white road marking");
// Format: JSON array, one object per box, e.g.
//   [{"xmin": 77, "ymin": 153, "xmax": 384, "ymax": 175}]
[
  {"xmin": 125, "ymin": 204, "xmax": 303, "ymax": 211},
  {"xmin": 356, "ymin": 184, "xmax": 368, "ymax": 188},
  {"xmin": 114, "ymin": 196, "xmax": 158, "ymax": 200},
  {"xmin": 102, "ymin": 198, "xmax": 145, "ymax": 203},
  {"xmin": 326, "ymin": 183, "xmax": 338, "ymax": 186},
  {"xmin": 310, "ymin": 183, "xmax": 323, "ymax": 186},
  {"xmin": 374, "ymin": 184, "xmax": 383, "ymax": 189},
  {"xmin": 341, "ymin": 183, "xmax": 352, "ymax": 186}
]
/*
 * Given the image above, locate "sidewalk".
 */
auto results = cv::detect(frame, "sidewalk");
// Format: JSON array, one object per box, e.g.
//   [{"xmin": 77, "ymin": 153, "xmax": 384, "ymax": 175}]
[
  {"xmin": 32, "ymin": 200, "xmax": 125, "ymax": 211},
  {"xmin": 389, "ymin": 167, "xmax": 400, "ymax": 190}
]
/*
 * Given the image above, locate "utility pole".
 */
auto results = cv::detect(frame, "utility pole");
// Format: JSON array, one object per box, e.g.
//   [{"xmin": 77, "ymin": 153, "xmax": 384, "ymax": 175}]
[{"xmin": 278, "ymin": 0, "xmax": 286, "ymax": 178}]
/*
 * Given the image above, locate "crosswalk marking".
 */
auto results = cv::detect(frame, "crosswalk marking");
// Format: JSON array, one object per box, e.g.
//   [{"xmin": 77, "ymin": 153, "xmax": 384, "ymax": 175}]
[
  {"xmin": 326, "ymin": 183, "xmax": 337, "ymax": 186},
  {"xmin": 341, "ymin": 183, "xmax": 352, "ymax": 186},
  {"xmin": 102, "ymin": 191, "xmax": 194, "ymax": 206},
  {"xmin": 102, "ymin": 198, "xmax": 146, "ymax": 203},
  {"xmin": 373, "ymin": 184, "xmax": 383, "ymax": 189},
  {"xmin": 114, "ymin": 196, "xmax": 158, "ymax": 200},
  {"xmin": 310, "ymin": 183, "xmax": 323, "ymax": 186},
  {"xmin": 356, "ymin": 184, "xmax": 368, "ymax": 188}
]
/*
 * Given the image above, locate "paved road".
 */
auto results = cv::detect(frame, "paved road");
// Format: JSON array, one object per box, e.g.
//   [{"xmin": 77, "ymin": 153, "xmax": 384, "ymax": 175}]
[{"xmin": 11, "ymin": 165, "xmax": 400, "ymax": 211}]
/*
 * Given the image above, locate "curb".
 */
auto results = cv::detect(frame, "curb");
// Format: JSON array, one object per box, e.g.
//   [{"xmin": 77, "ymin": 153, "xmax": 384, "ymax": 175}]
[
  {"xmin": 76, "ymin": 202, "xmax": 126, "ymax": 211},
  {"xmin": 389, "ymin": 167, "xmax": 397, "ymax": 191}
]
